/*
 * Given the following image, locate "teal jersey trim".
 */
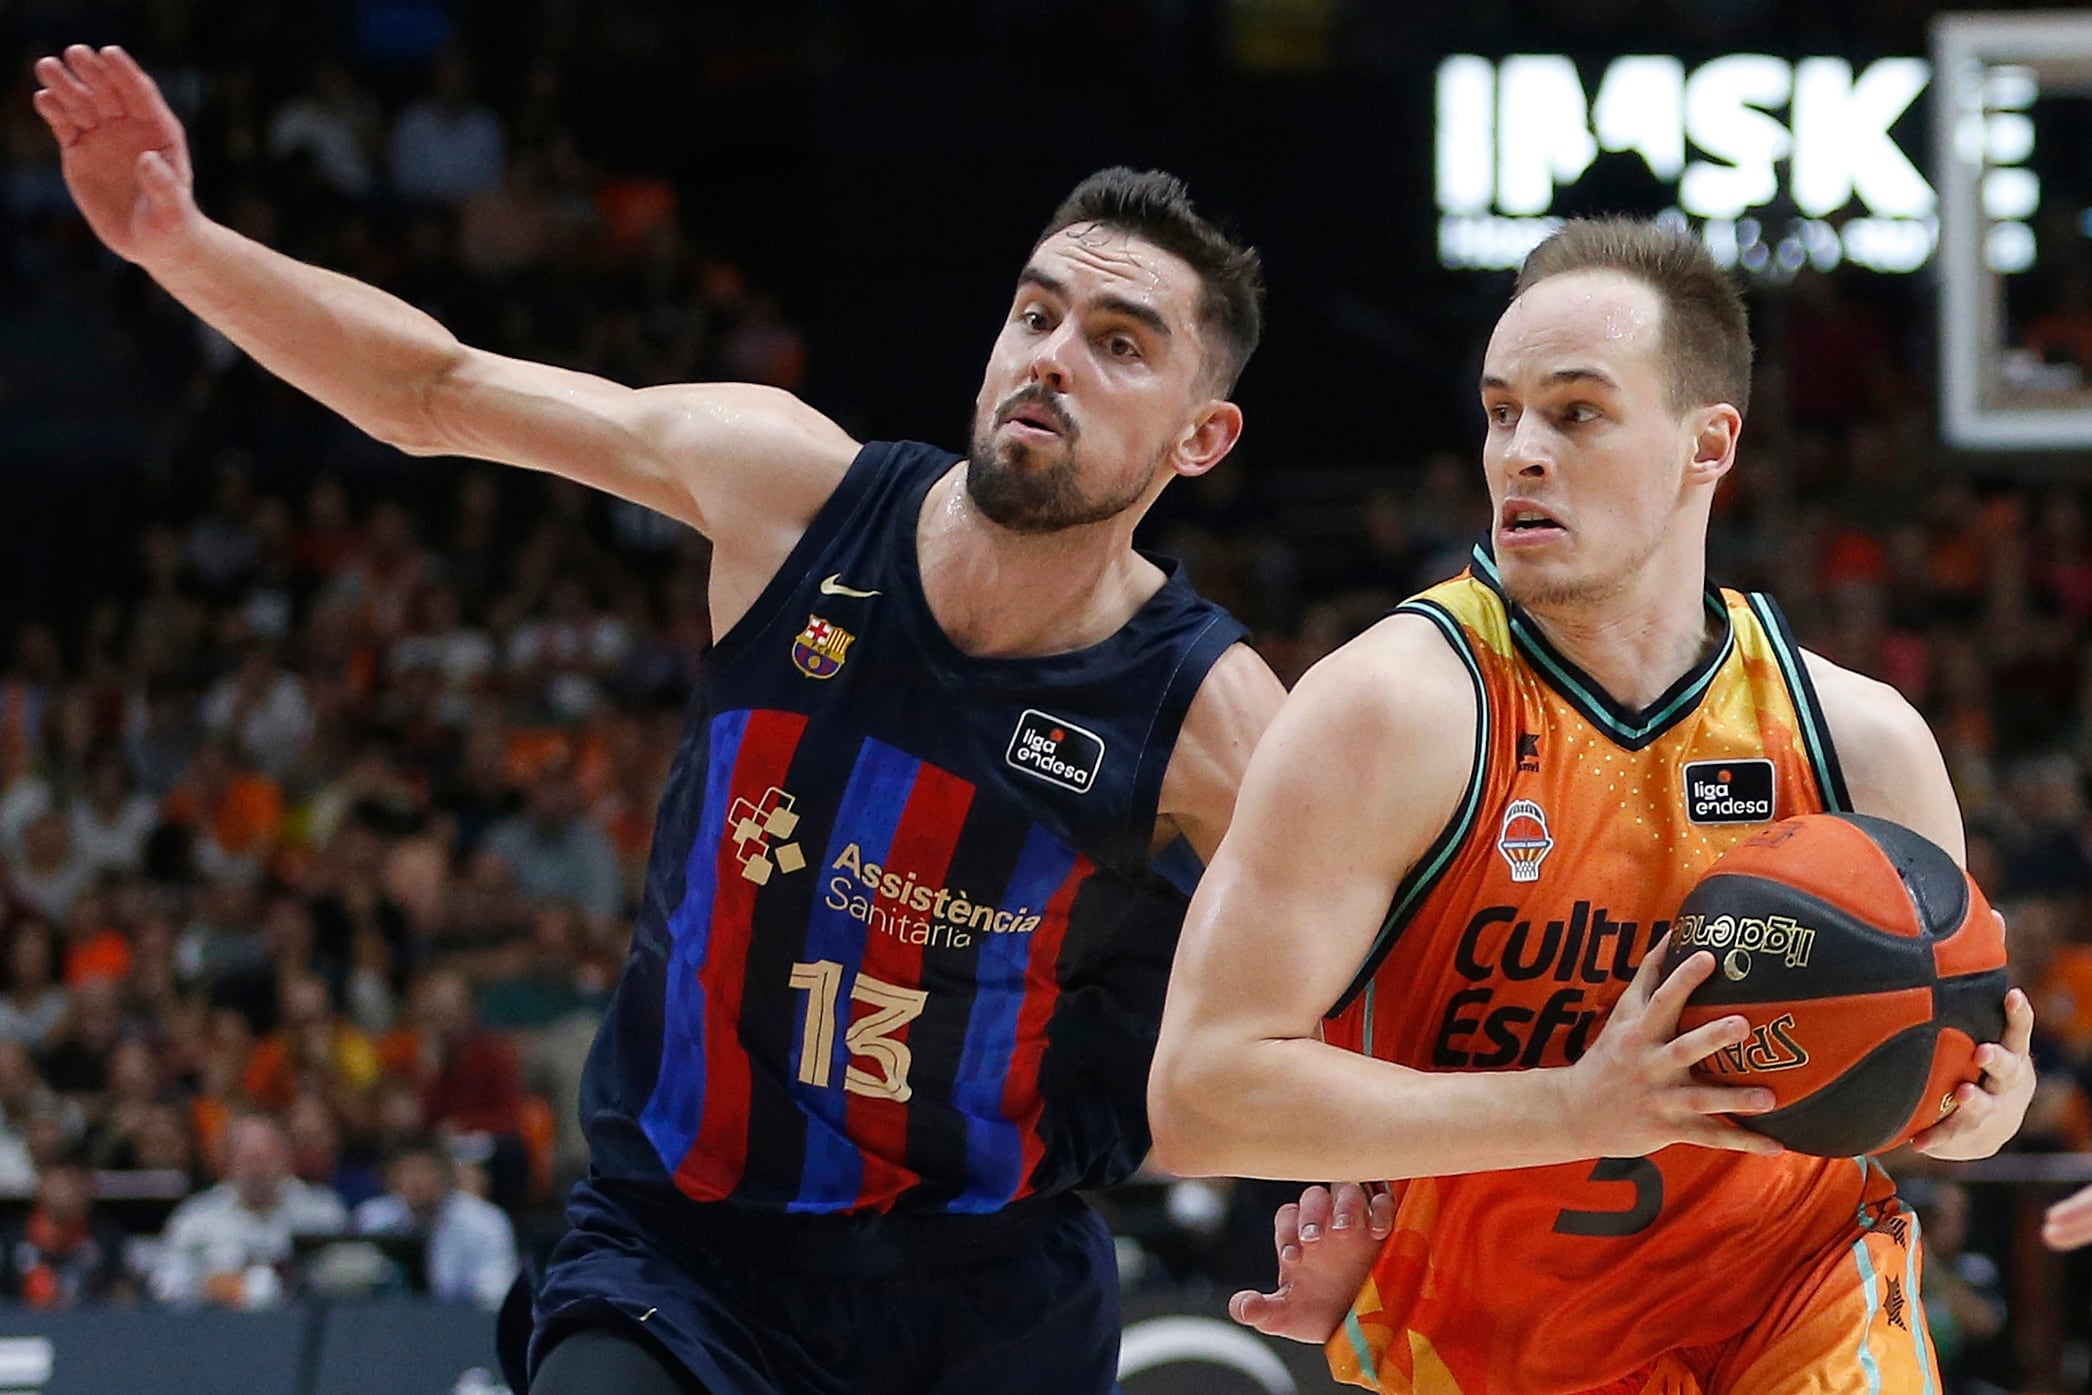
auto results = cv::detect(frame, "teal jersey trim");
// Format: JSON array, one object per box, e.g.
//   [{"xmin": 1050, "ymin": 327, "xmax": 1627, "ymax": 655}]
[
  {"xmin": 1469, "ymin": 546, "xmax": 1733, "ymax": 751},
  {"xmin": 1853, "ymin": 1237, "xmax": 1885, "ymax": 1395},
  {"xmin": 1330, "ymin": 598, "xmax": 1490, "ymax": 1016},
  {"xmin": 1342, "ymin": 1311, "xmax": 1380, "ymax": 1390},
  {"xmin": 1746, "ymin": 591, "xmax": 1853, "ymax": 813},
  {"xmin": 1905, "ymin": 1212, "xmax": 1937, "ymax": 1395}
]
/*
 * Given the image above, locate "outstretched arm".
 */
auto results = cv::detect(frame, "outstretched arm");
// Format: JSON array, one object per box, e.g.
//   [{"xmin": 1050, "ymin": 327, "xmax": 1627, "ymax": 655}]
[
  {"xmin": 1148, "ymin": 614, "xmax": 1779, "ymax": 1183},
  {"xmin": 31, "ymin": 45, "xmax": 855, "ymax": 551}
]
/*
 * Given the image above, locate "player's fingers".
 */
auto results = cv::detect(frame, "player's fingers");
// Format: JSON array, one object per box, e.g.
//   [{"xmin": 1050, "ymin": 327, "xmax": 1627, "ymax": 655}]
[
  {"xmin": 1683, "ymin": 1118, "xmax": 1783, "ymax": 1155},
  {"xmin": 2045, "ymin": 1212, "xmax": 2092, "ymax": 1251},
  {"xmin": 1623, "ymin": 931, "xmax": 1674, "ymax": 1006},
  {"xmin": 1681, "ymin": 1085, "xmax": 1776, "ymax": 1117},
  {"xmin": 2043, "ymin": 1186, "xmax": 2092, "ymax": 1251},
  {"xmin": 1974, "ymin": 1040, "xmax": 2032, "ymax": 1094},
  {"xmin": 1663, "ymin": 1012, "xmax": 1752, "ymax": 1070},
  {"xmin": 1329, "ymin": 1182, "xmax": 1368, "ymax": 1234},
  {"xmin": 63, "ymin": 44, "xmax": 125, "ymax": 120},
  {"xmin": 1911, "ymin": 1086, "xmax": 1991, "ymax": 1154},
  {"xmin": 32, "ymin": 57, "xmax": 99, "ymax": 131},
  {"xmin": 1228, "ymin": 1287, "xmax": 1285, "ymax": 1331},
  {"xmin": 1297, "ymin": 1184, "xmax": 1334, "ymax": 1243},
  {"xmin": 1999, "ymin": 988, "xmax": 2034, "ymax": 1058},
  {"xmin": 31, "ymin": 89, "xmax": 81, "ymax": 147},
  {"xmin": 1271, "ymin": 1201, "xmax": 1300, "ymax": 1254},
  {"xmin": 100, "ymin": 46, "xmax": 180, "ymax": 130},
  {"xmin": 1645, "ymin": 950, "xmax": 1716, "ymax": 1031},
  {"xmin": 1367, "ymin": 1189, "xmax": 1395, "ymax": 1239}
]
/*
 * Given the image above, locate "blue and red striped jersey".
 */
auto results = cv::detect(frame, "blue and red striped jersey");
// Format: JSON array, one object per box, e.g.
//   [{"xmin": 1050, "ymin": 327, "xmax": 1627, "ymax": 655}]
[{"xmin": 579, "ymin": 441, "xmax": 1247, "ymax": 1217}]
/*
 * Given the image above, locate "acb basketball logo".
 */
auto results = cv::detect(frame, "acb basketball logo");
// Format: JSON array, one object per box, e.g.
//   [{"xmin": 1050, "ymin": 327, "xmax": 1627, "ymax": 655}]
[
  {"xmin": 1497, "ymin": 798, "xmax": 1555, "ymax": 883},
  {"xmin": 791, "ymin": 614, "xmax": 856, "ymax": 680}
]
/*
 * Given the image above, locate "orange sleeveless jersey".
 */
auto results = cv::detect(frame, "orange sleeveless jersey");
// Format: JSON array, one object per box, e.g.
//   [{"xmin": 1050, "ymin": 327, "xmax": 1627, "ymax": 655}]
[{"xmin": 1322, "ymin": 549, "xmax": 1904, "ymax": 1394}]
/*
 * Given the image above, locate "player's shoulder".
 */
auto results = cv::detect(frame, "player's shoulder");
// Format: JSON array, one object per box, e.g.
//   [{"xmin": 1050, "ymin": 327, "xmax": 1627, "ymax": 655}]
[
  {"xmin": 1300, "ymin": 608, "xmax": 1478, "ymax": 716},
  {"xmin": 1232, "ymin": 611, "xmax": 1479, "ymax": 857},
  {"xmin": 1182, "ymin": 642, "xmax": 1286, "ymax": 735},
  {"xmin": 639, "ymin": 381, "xmax": 860, "ymax": 486},
  {"xmin": 1799, "ymin": 646, "xmax": 1962, "ymax": 855},
  {"xmin": 1172, "ymin": 643, "xmax": 1287, "ymax": 789},
  {"xmin": 1254, "ymin": 610, "xmax": 1480, "ymax": 789},
  {"xmin": 1797, "ymin": 647, "xmax": 1937, "ymax": 767}
]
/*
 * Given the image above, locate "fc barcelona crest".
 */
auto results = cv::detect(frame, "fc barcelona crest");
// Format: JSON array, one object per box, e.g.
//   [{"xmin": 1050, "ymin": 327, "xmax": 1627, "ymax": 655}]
[{"xmin": 791, "ymin": 613, "xmax": 855, "ymax": 679}]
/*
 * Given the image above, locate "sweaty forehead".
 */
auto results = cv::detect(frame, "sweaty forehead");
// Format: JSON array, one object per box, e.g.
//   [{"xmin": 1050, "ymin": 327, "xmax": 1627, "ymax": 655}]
[
  {"xmin": 1484, "ymin": 270, "xmax": 1665, "ymax": 384},
  {"xmin": 1030, "ymin": 225, "xmax": 1201, "ymax": 322}
]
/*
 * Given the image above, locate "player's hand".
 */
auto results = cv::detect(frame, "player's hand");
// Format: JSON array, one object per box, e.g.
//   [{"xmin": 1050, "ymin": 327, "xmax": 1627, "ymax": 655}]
[
  {"xmin": 1909, "ymin": 987, "xmax": 2035, "ymax": 1161},
  {"xmin": 31, "ymin": 45, "xmax": 200, "ymax": 266},
  {"xmin": 1230, "ymin": 1183, "xmax": 1393, "ymax": 1344},
  {"xmin": 2044, "ymin": 1181, "xmax": 2092, "ymax": 1251},
  {"xmin": 1558, "ymin": 940, "xmax": 1783, "ymax": 1158}
]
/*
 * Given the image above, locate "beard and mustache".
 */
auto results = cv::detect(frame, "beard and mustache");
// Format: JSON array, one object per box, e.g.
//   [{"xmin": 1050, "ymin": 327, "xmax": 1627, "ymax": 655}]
[{"xmin": 966, "ymin": 384, "xmax": 1156, "ymax": 534}]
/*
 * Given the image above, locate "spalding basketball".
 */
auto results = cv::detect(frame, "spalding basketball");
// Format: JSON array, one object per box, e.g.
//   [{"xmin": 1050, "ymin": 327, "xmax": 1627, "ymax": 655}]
[{"xmin": 1662, "ymin": 812, "xmax": 2007, "ymax": 1157}]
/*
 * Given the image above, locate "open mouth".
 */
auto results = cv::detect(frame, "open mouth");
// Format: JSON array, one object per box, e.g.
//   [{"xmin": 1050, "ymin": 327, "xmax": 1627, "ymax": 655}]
[
  {"xmin": 998, "ymin": 394, "xmax": 1070, "ymax": 438},
  {"xmin": 1498, "ymin": 502, "xmax": 1567, "ymax": 544}
]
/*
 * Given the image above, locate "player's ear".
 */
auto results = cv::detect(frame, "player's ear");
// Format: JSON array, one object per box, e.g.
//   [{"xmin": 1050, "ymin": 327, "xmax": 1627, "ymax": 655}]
[
  {"xmin": 1684, "ymin": 404, "xmax": 1741, "ymax": 488},
  {"xmin": 1173, "ymin": 399, "xmax": 1243, "ymax": 480}
]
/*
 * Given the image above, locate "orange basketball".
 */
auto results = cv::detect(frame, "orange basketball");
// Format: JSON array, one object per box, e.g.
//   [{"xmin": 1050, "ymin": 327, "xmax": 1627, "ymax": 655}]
[{"xmin": 1663, "ymin": 813, "xmax": 2008, "ymax": 1157}]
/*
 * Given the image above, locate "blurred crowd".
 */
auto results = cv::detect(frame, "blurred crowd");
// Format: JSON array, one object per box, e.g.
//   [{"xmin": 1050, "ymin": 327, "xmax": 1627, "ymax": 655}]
[{"xmin": 5, "ymin": 2, "xmax": 2092, "ymax": 1393}]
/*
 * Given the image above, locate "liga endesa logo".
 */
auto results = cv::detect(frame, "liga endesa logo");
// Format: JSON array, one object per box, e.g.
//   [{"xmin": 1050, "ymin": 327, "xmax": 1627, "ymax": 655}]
[
  {"xmin": 1005, "ymin": 709, "xmax": 1105, "ymax": 794},
  {"xmin": 1682, "ymin": 759, "xmax": 1775, "ymax": 825},
  {"xmin": 1671, "ymin": 909, "xmax": 1817, "ymax": 983}
]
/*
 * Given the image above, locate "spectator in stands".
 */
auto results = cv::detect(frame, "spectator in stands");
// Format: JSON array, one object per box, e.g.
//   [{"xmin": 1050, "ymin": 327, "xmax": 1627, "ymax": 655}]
[
  {"xmin": 287, "ymin": 1091, "xmax": 381, "ymax": 1209},
  {"xmin": 101, "ymin": 1102, "xmax": 196, "ymax": 1183},
  {"xmin": 149, "ymin": 1112, "xmax": 346, "ymax": 1307},
  {"xmin": 479, "ymin": 760, "xmax": 621, "ymax": 922},
  {"xmin": 1912, "ymin": 1179, "xmax": 2006, "ymax": 1393},
  {"xmin": 69, "ymin": 749, "xmax": 159, "ymax": 878},
  {"xmin": 353, "ymin": 1136, "xmax": 516, "ymax": 1307},
  {"xmin": 60, "ymin": 886, "xmax": 132, "ymax": 987},
  {"xmin": 11, "ymin": 809, "xmax": 90, "ymax": 921},
  {"xmin": 243, "ymin": 971, "xmax": 381, "ymax": 1113},
  {"xmin": 123, "ymin": 679, "xmax": 204, "ymax": 803},
  {"xmin": 173, "ymin": 879, "xmax": 269, "ymax": 1005},
  {"xmin": 381, "ymin": 971, "xmax": 527, "ymax": 1209},
  {"xmin": 0, "ymin": 1042, "xmax": 62, "ymax": 1193},
  {"xmin": 266, "ymin": 58, "xmax": 382, "ymax": 199},
  {"xmin": 37, "ymin": 977, "xmax": 125, "ymax": 1096},
  {"xmin": 161, "ymin": 736, "xmax": 283, "ymax": 885},
  {"xmin": 0, "ymin": 1162, "xmax": 133, "ymax": 1306},
  {"xmin": 390, "ymin": 51, "xmax": 505, "ymax": 205},
  {"xmin": 200, "ymin": 640, "xmax": 313, "ymax": 781},
  {"xmin": 0, "ymin": 921, "xmax": 67, "ymax": 1049},
  {"xmin": 87, "ymin": 1037, "xmax": 166, "ymax": 1168}
]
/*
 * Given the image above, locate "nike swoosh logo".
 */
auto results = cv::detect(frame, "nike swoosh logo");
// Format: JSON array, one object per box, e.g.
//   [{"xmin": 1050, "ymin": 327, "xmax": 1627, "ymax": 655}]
[{"xmin": 820, "ymin": 574, "xmax": 881, "ymax": 598}]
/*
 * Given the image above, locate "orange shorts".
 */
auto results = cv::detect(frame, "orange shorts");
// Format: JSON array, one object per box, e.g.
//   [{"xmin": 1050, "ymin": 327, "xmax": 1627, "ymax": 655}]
[{"xmin": 1334, "ymin": 1213, "xmax": 1939, "ymax": 1394}]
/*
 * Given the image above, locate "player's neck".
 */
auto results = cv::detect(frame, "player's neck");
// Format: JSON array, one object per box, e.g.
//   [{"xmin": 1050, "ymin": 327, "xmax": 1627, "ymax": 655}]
[
  {"xmin": 915, "ymin": 467, "xmax": 1162, "ymax": 659},
  {"xmin": 1518, "ymin": 563, "xmax": 1718, "ymax": 712}
]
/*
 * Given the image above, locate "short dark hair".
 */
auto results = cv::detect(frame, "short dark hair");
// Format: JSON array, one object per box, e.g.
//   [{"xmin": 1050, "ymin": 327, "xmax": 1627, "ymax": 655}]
[
  {"xmin": 1515, "ymin": 218, "xmax": 1753, "ymax": 418},
  {"xmin": 1037, "ymin": 167, "xmax": 1265, "ymax": 395}
]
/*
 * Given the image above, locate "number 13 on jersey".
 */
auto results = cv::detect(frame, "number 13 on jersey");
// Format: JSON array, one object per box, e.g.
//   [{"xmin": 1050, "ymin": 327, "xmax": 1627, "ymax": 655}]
[{"xmin": 789, "ymin": 959, "xmax": 928, "ymax": 1101}]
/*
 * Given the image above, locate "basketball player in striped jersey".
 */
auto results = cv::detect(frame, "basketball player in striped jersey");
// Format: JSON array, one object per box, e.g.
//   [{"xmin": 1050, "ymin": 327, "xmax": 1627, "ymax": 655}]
[
  {"xmin": 35, "ymin": 45, "xmax": 1287, "ymax": 1395},
  {"xmin": 1150, "ymin": 219, "xmax": 2036, "ymax": 1393}
]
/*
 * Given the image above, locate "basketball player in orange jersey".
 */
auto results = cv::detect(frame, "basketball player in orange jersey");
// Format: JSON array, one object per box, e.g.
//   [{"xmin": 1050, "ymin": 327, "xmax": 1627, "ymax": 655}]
[
  {"xmin": 1148, "ymin": 218, "xmax": 2037, "ymax": 1394},
  {"xmin": 33, "ymin": 43, "xmax": 1290, "ymax": 1395}
]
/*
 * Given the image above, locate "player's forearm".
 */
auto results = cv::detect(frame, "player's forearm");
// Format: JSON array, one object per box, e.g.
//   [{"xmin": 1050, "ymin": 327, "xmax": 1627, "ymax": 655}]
[
  {"xmin": 1149, "ymin": 1035, "xmax": 1599, "ymax": 1181},
  {"xmin": 142, "ymin": 216, "xmax": 466, "ymax": 454}
]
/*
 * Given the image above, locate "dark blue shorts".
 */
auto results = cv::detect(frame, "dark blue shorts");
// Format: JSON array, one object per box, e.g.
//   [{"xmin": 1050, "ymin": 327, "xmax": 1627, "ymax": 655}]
[{"xmin": 525, "ymin": 1179, "xmax": 1122, "ymax": 1395}]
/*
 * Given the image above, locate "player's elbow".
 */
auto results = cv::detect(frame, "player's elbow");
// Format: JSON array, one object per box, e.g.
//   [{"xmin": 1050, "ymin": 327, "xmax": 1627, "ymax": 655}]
[
  {"xmin": 373, "ymin": 345, "xmax": 477, "ymax": 458},
  {"xmin": 1146, "ymin": 1030, "xmax": 1247, "ymax": 1177}
]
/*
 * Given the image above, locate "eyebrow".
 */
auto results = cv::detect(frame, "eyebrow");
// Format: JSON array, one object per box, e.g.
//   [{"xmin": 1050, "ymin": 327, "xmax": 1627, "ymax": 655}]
[
  {"xmin": 1480, "ymin": 366, "xmax": 1621, "ymax": 393},
  {"xmin": 1017, "ymin": 266, "xmax": 1174, "ymax": 340}
]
